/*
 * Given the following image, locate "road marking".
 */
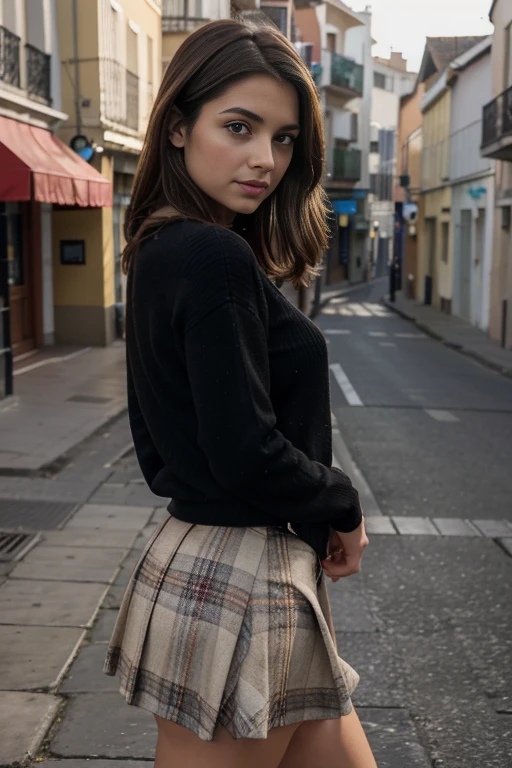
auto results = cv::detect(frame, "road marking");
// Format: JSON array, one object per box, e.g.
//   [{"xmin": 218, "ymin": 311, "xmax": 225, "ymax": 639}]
[
  {"xmin": 363, "ymin": 303, "xmax": 393, "ymax": 317},
  {"xmin": 14, "ymin": 347, "xmax": 92, "ymax": 376},
  {"xmin": 424, "ymin": 409, "xmax": 460, "ymax": 423},
  {"xmin": 331, "ymin": 410, "xmax": 382, "ymax": 517},
  {"xmin": 329, "ymin": 363, "xmax": 363, "ymax": 406},
  {"xmin": 369, "ymin": 331, "xmax": 388, "ymax": 337},
  {"xmin": 394, "ymin": 332, "xmax": 427, "ymax": 339},
  {"xmin": 324, "ymin": 329, "xmax": 352, "ymax": 335},
  {"xmin": 379, "ymin": 342, "xmax": 396, "ymax": 347}
]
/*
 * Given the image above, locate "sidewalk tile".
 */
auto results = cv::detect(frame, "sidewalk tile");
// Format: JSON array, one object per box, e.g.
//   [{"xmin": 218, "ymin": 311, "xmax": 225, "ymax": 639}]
[
  {"xmin": 496, "ymin": 538, "xmax": 512, "ymax": 558},
  {"xmin": 472, "ymin": 520, "xmax": 512, "ymax": 538},
  {"xmin": 392, "ymin": 517, "xmax": 439, "ymax": 535},
  {"xmin": 433, "ymin": 518, "xmax": 482, "ymax": 537},
  {"xmin": 41, "ymin": 529, "xmax": 140, "ymax": 549},
  {"xmin": 10, "ymin": 545, "xmax": 128, "ymax": 584},
  {"xmin": 102, "ymin": 585, "xmax": 126, "ymax": 610},
  {"xmin": 0, "ymin": 626, "xmax": 83, "ymax": 690},
  {"xmin": 61, "ymin": 644, "xmax": 119, "ymax": 693},
  {"xmin": 337, "ymin": 633, "xmax": 406, "ymax": 708},
  {"xmin": 365, "ymin": 517, "xmax": 397, "ymax": 535},
  {"xmin": 0, "ymin": 580, "xmax": 107, "ymax": 627},
  {"xmin": 65, "ymin": 504, "xmax": 154, "ymax": 531},
  {"xmin": 50, "ymin": 693, "xmax": 157, "ymax": 759},
  {"xmin": 0, "ymin": 691, "xmax": 61, "ymax": 766}
]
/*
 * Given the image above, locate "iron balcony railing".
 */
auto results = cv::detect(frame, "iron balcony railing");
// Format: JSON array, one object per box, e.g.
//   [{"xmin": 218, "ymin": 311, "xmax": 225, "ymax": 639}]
[
  {"xmin": 482, "ymin": 85, "xmax": 512, "ymax": 147},
  {"xmin": 162, "ymin": 0, "xmax": 209, "ymax": 31},
  {"xmin": 0, "ymin": 25, "xmax": 20, "ymax": 88},
  {"xmin": 126, "ymin": 70, "xmax": 139, "ymax": 131},
  {"xmin": 26, "ymin": 44, "xmax": 51, "ymax": 101},
  {"xmin": 332, "ymin": 148, "xmax": 362, "ymax": 182},
  {"xmin": 330, "ymin": 52, "xmax": 363, "ymax": 94}
]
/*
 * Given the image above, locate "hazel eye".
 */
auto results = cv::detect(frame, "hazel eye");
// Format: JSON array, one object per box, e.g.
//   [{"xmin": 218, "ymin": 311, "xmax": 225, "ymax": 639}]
[{"xmin": 227, "ymin": 122, "xmax": 250, "ymax": 136}]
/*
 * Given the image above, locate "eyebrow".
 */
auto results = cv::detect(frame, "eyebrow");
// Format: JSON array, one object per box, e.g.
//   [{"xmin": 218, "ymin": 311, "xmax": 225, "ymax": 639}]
[{"xmin": 219, "ymin": 107, "xmax": 300, "ymax": 132}]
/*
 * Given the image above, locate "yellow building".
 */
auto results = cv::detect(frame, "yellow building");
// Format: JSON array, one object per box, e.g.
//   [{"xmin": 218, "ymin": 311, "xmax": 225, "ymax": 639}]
[
  {"xmin": 0, "ymin": 0, "xmax": 113, "ymax": 398},
  {"xmin": 417, "ymin": 37, "xmax": 485, "ymax": 309},
  {"xmin": 481, "ymin": 0, "xmax": 512, "ymax": 349},
  {"xmin": 54, "ymin": 0, "xmax": 162, "ymax": 345}
]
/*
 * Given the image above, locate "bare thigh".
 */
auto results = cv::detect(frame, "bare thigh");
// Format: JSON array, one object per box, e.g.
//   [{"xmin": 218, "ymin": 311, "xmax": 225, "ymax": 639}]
[
  {"xmin": 154, "ymin": 715, "xmax": 301, "ymax": 768},
  {"xmin": 278, "ymin": 708, "xmax": 378, "ymax": 768}
]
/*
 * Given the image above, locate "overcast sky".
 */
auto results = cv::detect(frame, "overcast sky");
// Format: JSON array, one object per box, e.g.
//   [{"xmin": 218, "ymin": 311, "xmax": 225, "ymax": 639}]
[{"xmin": 349, "ymin": 0, "xmax": 494, "ymax": 72}]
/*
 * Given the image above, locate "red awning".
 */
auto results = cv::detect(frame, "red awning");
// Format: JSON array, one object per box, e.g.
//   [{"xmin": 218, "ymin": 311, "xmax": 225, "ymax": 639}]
[{"xmin": 0, "ymin": 115, "xmax": 112, "ymax": 207}]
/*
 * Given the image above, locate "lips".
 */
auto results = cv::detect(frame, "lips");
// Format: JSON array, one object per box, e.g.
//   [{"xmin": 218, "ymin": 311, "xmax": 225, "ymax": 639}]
[{"xmin": 236, "ymin": 181, "xmax": 269, "ymax": 197}]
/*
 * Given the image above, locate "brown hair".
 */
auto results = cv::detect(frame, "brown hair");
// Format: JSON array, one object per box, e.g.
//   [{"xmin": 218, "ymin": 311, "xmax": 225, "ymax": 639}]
[{"xmin": 122, "ymin": 19, "xmax": 329, "ymax": 289}]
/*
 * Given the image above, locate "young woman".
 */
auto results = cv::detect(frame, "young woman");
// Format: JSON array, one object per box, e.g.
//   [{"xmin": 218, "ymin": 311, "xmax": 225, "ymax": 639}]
[{"xmin": 104, "ymin": 18, "xmax": 377, "ymax": 768}]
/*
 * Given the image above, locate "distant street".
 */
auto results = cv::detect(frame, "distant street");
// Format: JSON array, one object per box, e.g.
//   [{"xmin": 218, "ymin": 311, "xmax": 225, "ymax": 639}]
[{"xmin": 319, "ymin": 281, "xmax": 512, "ymax": 521}]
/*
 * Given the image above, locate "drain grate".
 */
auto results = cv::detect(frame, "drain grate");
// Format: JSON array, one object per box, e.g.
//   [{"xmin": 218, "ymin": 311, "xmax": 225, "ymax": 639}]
[
  {"xmin": 0, "ymin": 531, "xmax": 40, "ymax": 562},
  {"xmin": 0, "ymin": 500, "xmax": 78, "ymax": 530},
  {"xmin": 67, "ymin": 395, "xmax": 112, "ymax": 404}
]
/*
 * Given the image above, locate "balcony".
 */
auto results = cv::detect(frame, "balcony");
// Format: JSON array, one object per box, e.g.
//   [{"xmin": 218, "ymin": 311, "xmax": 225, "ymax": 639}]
[
  {"xmin": 0, "ymin": 25, "xmax": 20, "ymax": 88},
  {"xmin": 162, "ymin": 0, "xmax": 209, "ymax": 32},
  {"xmin": 481, "ymin": 85, "xmax": 512, "ymax": 161},
  {"xmin": 332, "ymin": 148, "xmax": 361, "ymax": 182},
  {"xmin": 26, "ymin": 44, "xmax": 51, "ymax": 101},
  {"xmin": 318, "ymin": 50, "xmax": 363, "ymax": 102}
]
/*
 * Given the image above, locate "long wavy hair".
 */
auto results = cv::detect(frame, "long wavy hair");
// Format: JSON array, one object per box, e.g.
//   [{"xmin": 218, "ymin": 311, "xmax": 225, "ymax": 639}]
[{"xmin": 122, "ymin": 19, "xmax": 329, "ymax": 289}]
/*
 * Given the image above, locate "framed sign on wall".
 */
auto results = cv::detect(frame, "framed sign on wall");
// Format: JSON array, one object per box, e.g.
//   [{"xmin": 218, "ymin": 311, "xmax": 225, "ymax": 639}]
[{"xmin": 60, "ymin": 240, "xmax": 85, "ymax": 266}]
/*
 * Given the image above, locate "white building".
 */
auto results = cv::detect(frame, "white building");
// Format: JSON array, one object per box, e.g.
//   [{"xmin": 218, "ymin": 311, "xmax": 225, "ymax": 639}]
[
  {"xmin": 368, "ymin": 53, "xmax": 416, "ymax": 275},
  {"xmin": 448, "ymin": 37, "xmax": 494, "ymax": 330}
]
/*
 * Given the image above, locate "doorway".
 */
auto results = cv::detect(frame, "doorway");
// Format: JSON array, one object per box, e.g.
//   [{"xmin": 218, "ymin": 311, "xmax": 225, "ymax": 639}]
[
  {"xmin": 1, "ymin": 202, "xmax": 35, "ymax": 356},
  {"xmin": 459, "ymin": 210, "xmax": 472, "ymax": 322}
]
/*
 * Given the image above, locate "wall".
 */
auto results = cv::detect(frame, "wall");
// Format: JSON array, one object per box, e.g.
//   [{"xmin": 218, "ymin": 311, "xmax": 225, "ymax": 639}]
[
  {"xmin": 421, "ymin": 89, "xmax": 451, "ymax": 190},
  {"xmin": 450, "ymin": 52, "xmax": 492, "ymax": 182},
  {"xmin": 294, "ymin": 8, "xmax": 320, "ymax": 62},
  {"xmin": 395, "ymin": 84, "xmax": 424, "ymax": 201}
]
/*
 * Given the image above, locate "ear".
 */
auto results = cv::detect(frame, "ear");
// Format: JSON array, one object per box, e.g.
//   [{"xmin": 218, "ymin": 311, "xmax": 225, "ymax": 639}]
[{"xmin": 168, "ymin": 106, "xmax": 187, "ymax": 148}]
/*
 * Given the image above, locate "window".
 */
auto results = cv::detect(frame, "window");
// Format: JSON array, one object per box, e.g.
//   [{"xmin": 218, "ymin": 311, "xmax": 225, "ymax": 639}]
[
  {"xmin": 370, "ymin": 141, "xmax": 379, "ymax": 154},
  {"xmin": 327, "ymin": 33, "xmax": 336, "ymax": 53},
  {"xmin": 441, "ymin": 221, "xmax": 450, "ymax": 263},
  {"xmin": 374, "ymin": 71, "xmax": 386, "ymax": 89},
  {"xmin": 505, "ymin": 23, "xmax": 512, "ymax": 89}
]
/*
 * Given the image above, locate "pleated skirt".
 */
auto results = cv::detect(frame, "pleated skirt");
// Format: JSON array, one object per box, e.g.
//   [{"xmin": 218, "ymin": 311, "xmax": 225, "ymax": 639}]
[{"xmin": 103, "ymin": 515, "xmax": 359, "ymax": 741}]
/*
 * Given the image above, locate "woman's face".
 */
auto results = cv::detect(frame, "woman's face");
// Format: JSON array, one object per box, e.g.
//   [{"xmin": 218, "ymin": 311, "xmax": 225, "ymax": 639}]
[{"xmin": 169, "ymin": 74, "xmax": 300, "ymax": 224}]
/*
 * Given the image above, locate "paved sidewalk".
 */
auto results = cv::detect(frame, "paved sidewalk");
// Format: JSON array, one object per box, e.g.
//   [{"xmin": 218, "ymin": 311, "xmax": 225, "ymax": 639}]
[
  {"xmin": 383, "ymin": 292, "xmax": 512, "ymax": 378},
  {"xmin": 0, "ymin": 344, "xmax": 127, "ymax": 474}
]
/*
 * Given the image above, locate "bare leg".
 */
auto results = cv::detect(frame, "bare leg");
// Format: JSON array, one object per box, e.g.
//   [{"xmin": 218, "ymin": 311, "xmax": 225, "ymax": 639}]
[
  {"xmin": 278, "ymin": 708, "xmax": 378, "ymax": 768},
  {"xmin": 154, "ymin": 715, "xmax": 301, "ymax": 768}
]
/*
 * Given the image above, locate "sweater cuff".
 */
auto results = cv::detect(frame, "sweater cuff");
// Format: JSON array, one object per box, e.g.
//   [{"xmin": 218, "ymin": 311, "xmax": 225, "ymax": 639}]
[{"xmin": 328, "ymin": 488, "xmax": 363, "ymax": 533}]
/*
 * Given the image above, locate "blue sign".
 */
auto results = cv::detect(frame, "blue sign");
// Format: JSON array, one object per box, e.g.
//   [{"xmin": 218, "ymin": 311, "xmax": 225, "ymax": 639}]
[{"xmin": 332, "ymin": 200, "xmax": 357, "ymax": 215}]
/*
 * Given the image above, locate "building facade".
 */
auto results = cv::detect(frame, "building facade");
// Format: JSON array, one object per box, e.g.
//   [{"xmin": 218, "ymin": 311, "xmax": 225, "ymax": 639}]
[
  {"xmin": 55, "ymin": 0, "xmax": 162, "ymax": 345},
  {"xmin": 481, "ymin": 0, "xmax": 512, "ymax": 349},
  {"xmin": 295, "ymin": 0, "xmax": 370, "ymax": 286},
  {"xmin": 369, "ymin": 52, "xmax": 416, "ymax": 277},
  {"xmin": 448, "ymin": 37, "xmax": 494, "ymax": 331},
  {"xmin": 0, "ymin": 0, "xmax": 112, "ymax": 398},
  {"xmin": 394, "ymin": 81, "xmax": 424, "ymax": 297}
]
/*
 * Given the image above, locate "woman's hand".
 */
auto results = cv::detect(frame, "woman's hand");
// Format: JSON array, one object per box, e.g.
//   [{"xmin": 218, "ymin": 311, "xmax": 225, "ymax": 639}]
[{"xmin": 321, "ymin": 519, "xmax": 369, "ymax": 582}]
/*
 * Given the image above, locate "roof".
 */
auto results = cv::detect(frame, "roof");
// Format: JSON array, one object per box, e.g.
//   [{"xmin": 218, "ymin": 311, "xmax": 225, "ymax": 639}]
[
  {"xmin": 418, "ymin": 36, "xmax": 488, "ymax": 83},
  {"xmin": 448, "ymin": 35, "xmax": 492, "ymax": 74}
]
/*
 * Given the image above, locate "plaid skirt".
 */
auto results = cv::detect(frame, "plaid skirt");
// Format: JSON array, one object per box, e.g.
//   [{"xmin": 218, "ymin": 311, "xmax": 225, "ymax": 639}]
[{"xmin": 103, "ymin": 515, "xmax": 359, "ymax": 741}]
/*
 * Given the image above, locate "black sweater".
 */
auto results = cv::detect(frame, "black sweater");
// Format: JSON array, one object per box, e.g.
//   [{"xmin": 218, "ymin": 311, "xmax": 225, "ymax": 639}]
[{"xmin": 126, "ymin": 219, "xmax": 362, "ymax": 562}]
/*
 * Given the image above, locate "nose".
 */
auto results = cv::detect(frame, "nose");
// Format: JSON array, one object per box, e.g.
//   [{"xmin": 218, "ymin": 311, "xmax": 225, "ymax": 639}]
[{"xmin": 248, "ymin": 137, "xmax": 275, "ymax": 173}]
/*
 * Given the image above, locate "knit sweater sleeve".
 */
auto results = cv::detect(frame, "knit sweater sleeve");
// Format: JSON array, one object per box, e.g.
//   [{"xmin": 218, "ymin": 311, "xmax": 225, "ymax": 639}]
[{"xmin": 173, "ymin": 224, "xmax": 362, "ymax": 532}]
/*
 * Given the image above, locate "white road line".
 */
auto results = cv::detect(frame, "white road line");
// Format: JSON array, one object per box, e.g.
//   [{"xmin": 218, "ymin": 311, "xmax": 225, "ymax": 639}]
[
  {"xmin": 324, "ymin": 329, "xmax": 352, "ymax": 335},
  {"xmin": 363, "ymin": 303, "xmax": 393, "ymax": 317},
  {"xmin": 331, "ymin": 410, "xmax": 382, "ymax": 517},
  {"xmin": 424, "ymin": 409, "xmax": 460, "ymax": 423},
  {"xmin": 14, "ymin": 347, "xmax": 92, "ymax": 376},
  {"xmin": 329, "ymin": 363, "xmax": 363, "ymax": 406},
  {"xmin": 351, "ymin": 303, "xmax": 372, "ymax": 317},
  {"xmin": 369, "ymin": 331, "xmax": 388, "ymax": 337}
]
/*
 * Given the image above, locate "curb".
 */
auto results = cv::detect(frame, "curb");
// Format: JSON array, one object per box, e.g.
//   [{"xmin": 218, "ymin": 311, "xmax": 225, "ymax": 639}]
[{"xmin": 382, "ymin": 299, "xmax": 512, "ymax": 380}]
